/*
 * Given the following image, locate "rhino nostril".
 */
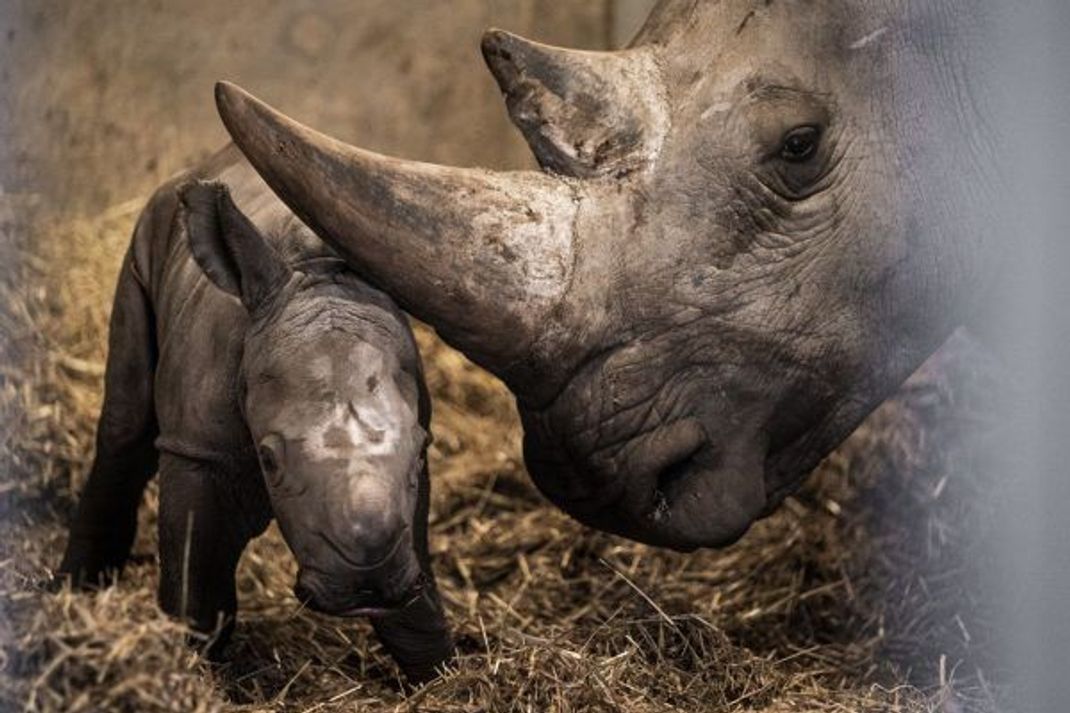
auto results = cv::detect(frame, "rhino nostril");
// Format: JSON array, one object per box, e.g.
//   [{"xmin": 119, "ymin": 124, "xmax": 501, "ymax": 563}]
[
  {"xmin": 657, "ymin": 453, "xmax": 695, "ymax": 496},
  {"xmin": 653, "ymin": 437, "xmax": 719, "ymax": 519}
]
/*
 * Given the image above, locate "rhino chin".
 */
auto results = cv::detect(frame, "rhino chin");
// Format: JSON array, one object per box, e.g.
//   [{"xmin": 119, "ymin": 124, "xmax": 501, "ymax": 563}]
[
  {"xmin": 294, "ymin": 564, "xmax": 425, "ymax": 619},
  {"xmin": 647, "ymin": 471, "xmax": 766, "ymax": 553}
]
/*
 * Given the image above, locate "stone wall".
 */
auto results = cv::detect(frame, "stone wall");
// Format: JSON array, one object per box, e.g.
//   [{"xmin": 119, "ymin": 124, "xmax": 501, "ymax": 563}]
[{"xmin": 1, "ymin": 0, "xmax": 633, "ymax": 218}]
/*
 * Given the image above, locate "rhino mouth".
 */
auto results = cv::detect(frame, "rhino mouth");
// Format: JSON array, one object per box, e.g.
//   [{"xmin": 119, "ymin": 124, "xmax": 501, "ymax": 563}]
[
  {"xmin": 294, "ymin": 571, "xmax": 427, "ymax": 619},
  {"xmin": 298, "ymin": 592, "xmax": 423, "ymax": 619},
  {"xmin": 522, "ymin": 416, "xmax": 769, "ymax": 552},
  {"xmin": 293, "ymin": 528, "xmax": 425, "ymax": 618}
]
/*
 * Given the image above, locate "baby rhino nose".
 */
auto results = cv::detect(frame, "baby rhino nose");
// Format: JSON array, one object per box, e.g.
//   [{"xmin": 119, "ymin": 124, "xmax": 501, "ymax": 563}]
[
  {"xmin": 349, "ymin": 518, "xmax": 408, "ymax": 569},
  {"xmin": 327, "ymin": 497, "xmax": 410, "ymax": 569},
  {"xmin": 335, "ymin": 471, "xmax": 415, "ymax": 560}
]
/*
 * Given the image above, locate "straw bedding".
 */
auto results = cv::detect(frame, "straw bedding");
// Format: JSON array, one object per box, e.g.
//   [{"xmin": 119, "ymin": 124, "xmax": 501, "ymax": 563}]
[{"xmin": 0, "ymin": 194, "xmax": 1009, "ymax": 711}]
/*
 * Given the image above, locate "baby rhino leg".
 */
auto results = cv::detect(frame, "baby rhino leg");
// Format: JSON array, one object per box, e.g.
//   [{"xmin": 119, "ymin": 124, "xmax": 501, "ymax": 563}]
[
  {"xmin": 59, "ymin": 253, "xmax": 158, "ymax": 587},
  {"xmin": 156, "ymin": 454, "xmax": 260, "ymax": 655}
]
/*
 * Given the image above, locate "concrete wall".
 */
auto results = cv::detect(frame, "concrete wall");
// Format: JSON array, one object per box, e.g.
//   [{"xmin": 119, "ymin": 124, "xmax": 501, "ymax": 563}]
[
  {"xmin": 612, "ymin": 0, "xmax": 658, "ymax": 47},
  {"xmin": 0, "ymin": 0, "xmax": 622, "ymax": 218}
]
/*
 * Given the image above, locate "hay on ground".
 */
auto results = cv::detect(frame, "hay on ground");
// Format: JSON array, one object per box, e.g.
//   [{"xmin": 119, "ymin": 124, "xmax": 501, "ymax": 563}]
[{"xmin": 0, "ymin": 194, "xmax": 1009, "ymax": 712}]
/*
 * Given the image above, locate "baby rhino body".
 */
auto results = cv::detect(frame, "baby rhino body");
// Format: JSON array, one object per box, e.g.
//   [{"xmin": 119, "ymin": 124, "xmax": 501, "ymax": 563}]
[{"xmin": 58, "ymin": 146, "xmax": 452, "ymax": 681}]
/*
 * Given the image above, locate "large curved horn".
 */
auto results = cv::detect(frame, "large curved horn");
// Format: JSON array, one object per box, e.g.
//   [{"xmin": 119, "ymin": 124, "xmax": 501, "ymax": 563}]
[
  {"xmin": 214, "ymin": 81, "xmax": 578, "ymax": 374},
  {"xmin": 481, "ymin": 30, "xmax": 667, "ymax": 178}
]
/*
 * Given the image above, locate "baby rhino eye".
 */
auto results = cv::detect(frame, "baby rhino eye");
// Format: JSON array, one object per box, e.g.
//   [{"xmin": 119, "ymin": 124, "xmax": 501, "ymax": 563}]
[
  {"xmin": 780, "ymin": 125, "xmax": 821, "ymax": 163},
  {"xmin": 258, "ymin": 433, "xmax": 285, "ymax": 487}
]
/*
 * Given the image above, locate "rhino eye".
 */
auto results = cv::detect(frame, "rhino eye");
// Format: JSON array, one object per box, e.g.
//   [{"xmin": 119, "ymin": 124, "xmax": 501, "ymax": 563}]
[
  {"xmin": 258, "ymin": 434, "xmax": 285, "ymax": 487},
  {"xmin": 780, "ymin": 125, "xmax": 821, "ymax": 163}
]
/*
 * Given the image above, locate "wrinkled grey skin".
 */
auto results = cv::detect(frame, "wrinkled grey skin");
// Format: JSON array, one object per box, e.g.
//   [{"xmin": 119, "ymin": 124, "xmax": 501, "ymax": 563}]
[
  {"xmin": 57, "ymin": 147, "xmax": 452, "ymax": 681},
  {"xmin": 215, "ymin": 0, "xmax": 999, "ymax": 552}
]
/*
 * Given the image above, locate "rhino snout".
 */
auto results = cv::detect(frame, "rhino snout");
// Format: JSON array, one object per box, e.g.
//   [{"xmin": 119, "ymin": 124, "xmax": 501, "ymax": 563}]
[
  {"xmin": 294, "ymin": 527, "xmax": 423, "ymax": 617},
  {"xmin": 526, "ymin": 417, "xmax": 769, "ymax": 552}
]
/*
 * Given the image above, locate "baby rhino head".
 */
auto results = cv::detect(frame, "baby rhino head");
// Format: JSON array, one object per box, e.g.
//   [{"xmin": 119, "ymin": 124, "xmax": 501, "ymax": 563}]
[
  {"xmin": 182, "ymin": 181, "xmax": 430, "ymax": 616},
  {"xmin": 244, "ymin": 332, "xmax": 429, "ymax": 617}
]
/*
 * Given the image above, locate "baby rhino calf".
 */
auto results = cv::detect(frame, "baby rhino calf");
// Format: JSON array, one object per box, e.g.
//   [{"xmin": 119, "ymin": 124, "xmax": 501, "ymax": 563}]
[{"xmin": 58, "ymin": 149, "xmax": 452, "ymax": 681}]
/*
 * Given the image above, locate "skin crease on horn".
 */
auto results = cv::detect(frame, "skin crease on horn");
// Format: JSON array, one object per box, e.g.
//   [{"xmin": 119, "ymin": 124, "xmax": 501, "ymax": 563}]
[{"xmin": 216, "ymin": 0, "xmax": 1000, "ymax": 552}]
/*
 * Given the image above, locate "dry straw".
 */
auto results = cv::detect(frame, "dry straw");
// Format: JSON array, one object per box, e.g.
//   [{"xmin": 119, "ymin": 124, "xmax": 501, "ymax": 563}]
[{"xmin": 0, "ymin": 193, "xmax": 1008, "ymax": 711}]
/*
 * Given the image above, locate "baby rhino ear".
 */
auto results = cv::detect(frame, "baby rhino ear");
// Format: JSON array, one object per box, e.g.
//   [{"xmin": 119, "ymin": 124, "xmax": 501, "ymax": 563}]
[{"xmin": 180, "ymin": 180, "xmax": 292, "ymax": 313}]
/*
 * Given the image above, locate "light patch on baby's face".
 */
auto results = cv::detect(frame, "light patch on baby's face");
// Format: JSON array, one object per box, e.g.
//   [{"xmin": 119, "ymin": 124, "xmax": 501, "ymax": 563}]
[
  {"xmin": 245, "ymin": 337, "xmax": 424, "ymax": 507},
  {"xmin": 298, "ymin": 394, "xmax": 413, "ymax": 518},
  {"xmin": 301, "ymin": 375, "xmax": 409, "ymax": 467},
  {"xmin": 243, "ymin": 331, "xmax": 426, "ymax": 575}
]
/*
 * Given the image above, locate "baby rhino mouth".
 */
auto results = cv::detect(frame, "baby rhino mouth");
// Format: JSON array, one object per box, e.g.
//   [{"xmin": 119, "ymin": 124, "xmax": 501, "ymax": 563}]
[
  {"xmin": 294, "ymin": 563, "xmax": 425, "ymax": 618},
  {"xmin": 294, "ymin": 579, "xmax": 424, "ymax": 618},
  {"xmin": 292, "ymin": 528, "xmax": 423, "ymax": 617}
]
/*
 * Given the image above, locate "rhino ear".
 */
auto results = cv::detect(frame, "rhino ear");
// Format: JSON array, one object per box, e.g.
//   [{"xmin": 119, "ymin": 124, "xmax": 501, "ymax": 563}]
[
  {"xmin": 180, "ymin": 181, "xmax": 291, "ymax": 313},
  {"xmin": 481, "ymin": 29, "xmax": 668, "ymax": 178}
]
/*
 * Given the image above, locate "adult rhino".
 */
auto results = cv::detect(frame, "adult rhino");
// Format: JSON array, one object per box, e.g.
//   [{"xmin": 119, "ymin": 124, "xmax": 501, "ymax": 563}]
[{"xmin": 212, "ymin": 0, "xmax": 999, "ymax": 551}]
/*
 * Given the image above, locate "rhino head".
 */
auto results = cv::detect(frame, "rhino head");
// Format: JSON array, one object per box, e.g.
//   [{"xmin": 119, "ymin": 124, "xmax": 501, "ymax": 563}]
[
  {"xmin": 215, "ymin": 0, "xmax": 998, "ymax": 551},
  {"xmin": 182, "ymin": 182, "xmax": 432, "ymax": 613}
]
